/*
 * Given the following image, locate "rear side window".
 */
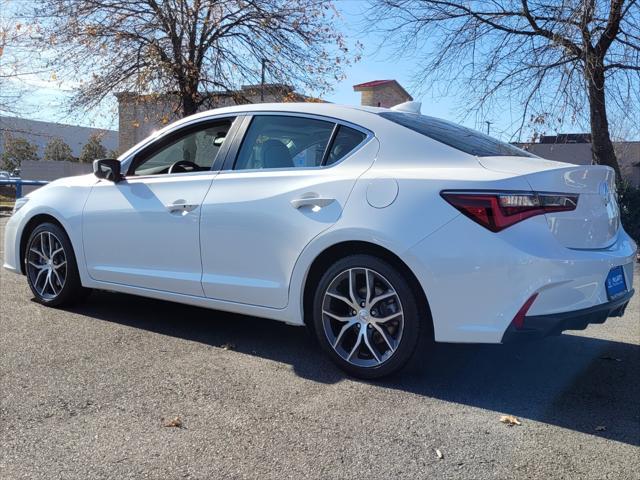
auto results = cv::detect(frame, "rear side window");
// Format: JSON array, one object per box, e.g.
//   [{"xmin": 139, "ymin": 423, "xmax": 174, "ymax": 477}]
[
  {"xmin": 233, "ymin": 115, "xmax": 368, "ymax": 170},
  {"xmin": 325, "ymin": 126, "xmax": 367, "ymax": 166},
  {"xmin": 234, "ymin": 115, "xmax": 334, "ymax": 170},
  {"xmin": 379, "ymin": 112, "xmax": 535, "ymax": 158}
]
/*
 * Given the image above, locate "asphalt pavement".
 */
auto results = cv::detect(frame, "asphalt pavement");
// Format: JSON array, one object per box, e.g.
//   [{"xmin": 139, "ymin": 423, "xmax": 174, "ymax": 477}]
[{"xmin": 1, "ymin": 216, "xmax": 639, "ymax": 479}]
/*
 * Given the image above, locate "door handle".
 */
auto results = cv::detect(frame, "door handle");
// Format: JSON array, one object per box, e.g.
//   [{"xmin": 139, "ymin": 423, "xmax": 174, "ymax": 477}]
[
  {"xmin": 166, "ymin": 202, "xmax": 199, "ymax": 214},
  {"xmin": 290, "ymin": 196, "xmax": 336, "ymax": 210}
]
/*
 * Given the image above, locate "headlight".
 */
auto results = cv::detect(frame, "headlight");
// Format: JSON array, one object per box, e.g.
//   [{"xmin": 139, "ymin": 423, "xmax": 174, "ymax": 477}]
[{"xmin": 12, "ymin": 197, "xmax": 29, "ymax": 214}]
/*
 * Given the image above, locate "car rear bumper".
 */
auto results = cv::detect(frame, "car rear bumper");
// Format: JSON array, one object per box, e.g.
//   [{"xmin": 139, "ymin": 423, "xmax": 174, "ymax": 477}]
[
  {"xmin": 404, "ymin": 214, "xmax": 637, "ymax": 344},
  {"xmin": 501, "ymin": 289, "xmax": 634, "ymax": 343}
]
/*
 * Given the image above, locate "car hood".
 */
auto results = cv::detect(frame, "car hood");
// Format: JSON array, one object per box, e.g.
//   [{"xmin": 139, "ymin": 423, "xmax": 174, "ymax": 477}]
[{"xmin": 24, "ymin": 173, "xmax": 98, "ymax": 199}]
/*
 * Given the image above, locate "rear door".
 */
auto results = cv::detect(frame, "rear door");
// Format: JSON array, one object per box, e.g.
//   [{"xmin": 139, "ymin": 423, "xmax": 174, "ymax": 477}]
[{"xmin": 199, "ymin": 113, "xmax": 378, "ymax": 308}]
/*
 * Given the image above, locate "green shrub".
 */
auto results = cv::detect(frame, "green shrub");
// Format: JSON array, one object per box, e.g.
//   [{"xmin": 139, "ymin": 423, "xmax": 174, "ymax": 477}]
[
  {"xmin": 1, "ymin": 133, "xmax": 38, "ymax": 170},
  {"xmin": 79, "ymin": 133, "xmax": 107, "ymax": 163},
  {"xmin": 619, "ymin": 183, "xmax": 640, "ymax": 245},
  {"xmin": 44, "ymin": 137, "xmax": 74, "ymax": 162}
]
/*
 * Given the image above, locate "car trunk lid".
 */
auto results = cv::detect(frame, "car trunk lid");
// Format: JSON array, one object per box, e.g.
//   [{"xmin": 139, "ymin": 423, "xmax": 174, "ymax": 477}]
[{"xmin": 478, "ymin": 156, "xmax": 620, "ymax": 249}]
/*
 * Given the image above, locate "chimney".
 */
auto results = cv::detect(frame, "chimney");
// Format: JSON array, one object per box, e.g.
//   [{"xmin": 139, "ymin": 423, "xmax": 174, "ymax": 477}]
[{"xmin": 353, "ymin": 80, "xmax": 413, "ymax": 108}]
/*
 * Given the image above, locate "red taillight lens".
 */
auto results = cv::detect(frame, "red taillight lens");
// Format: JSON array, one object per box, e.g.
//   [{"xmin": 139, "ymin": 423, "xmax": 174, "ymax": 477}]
[{"xmin": 441, "ymin": 191, "xmax": 578, "ymax": 232}]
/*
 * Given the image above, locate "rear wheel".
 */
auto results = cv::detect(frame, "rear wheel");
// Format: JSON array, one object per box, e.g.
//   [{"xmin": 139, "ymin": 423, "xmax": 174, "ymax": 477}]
[
  {"xmin": 25, "ymin": 223, "xmax": 90, "ymax": 307},
  {"xmin": 312, "ymin": 255, "xmax": 422, "ymax": 379}
]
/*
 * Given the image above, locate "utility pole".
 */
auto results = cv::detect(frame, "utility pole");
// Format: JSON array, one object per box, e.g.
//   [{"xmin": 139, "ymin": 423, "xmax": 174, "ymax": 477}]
[
  {"xmin": 260, "ymin": 58, "xmax": 267, "ymax": 102},
  {"xmin": 485, "ymin": 121, "xmax": 493, "ymax": 136}
]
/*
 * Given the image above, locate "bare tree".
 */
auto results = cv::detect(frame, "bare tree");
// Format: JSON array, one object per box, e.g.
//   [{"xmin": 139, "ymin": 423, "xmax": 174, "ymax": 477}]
[
  {"xmin": 1, "ymin": 2, "xmax": 58, "ymax": 116},
  {"xmin": 24, "ymin": 0, "xmax": 355, "ymax": 118},
  {"xmin": 0, "ymin": 18, "xmax": 27, "ymax": 114},
  {"xmin": 368, "ymin": 0, "xmax": 640, "ymax": 178}
]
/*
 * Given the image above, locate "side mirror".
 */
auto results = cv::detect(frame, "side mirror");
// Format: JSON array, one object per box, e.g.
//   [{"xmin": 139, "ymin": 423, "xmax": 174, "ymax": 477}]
[{"xmin": 93, "ymin": 158, "xmax": 122, "ymax": 182}]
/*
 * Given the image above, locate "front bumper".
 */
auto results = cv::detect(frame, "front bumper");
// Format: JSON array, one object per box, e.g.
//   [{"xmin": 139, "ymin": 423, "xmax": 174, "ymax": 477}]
[
  {"xmin": 501, "ymin": 289, "xmax": 634, "ymax": 343},
  {"xmin": 2, "ymin": 212, "xmax": 21, "ymax": 274}
]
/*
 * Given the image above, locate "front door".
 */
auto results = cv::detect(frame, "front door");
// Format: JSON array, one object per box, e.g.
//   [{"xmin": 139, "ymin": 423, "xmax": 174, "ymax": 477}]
[
  {"xmin": 200, "ymin": 114, "xmax": 378, "ymax": 308},
  {"xmin": 83, "ymin": 117, "xmax": 237, "ymax": 296}
]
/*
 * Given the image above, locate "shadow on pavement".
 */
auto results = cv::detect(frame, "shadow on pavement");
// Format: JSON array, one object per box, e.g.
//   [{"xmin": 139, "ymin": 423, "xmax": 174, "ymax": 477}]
[{"xmin": 67, "ymin": 290, "xmax": 640, "ymax": 447}]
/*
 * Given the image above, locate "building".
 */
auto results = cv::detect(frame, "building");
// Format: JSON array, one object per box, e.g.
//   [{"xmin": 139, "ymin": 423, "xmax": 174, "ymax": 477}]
[
  {"xmin": 518, "ymin": 135, "xmax": 640, "ymax": 187},
  {"xmin": 353, "ymin": 80, "xmax": 413, "ymax": 108},
  {"xmin": 539, "ymin": 133, "xmax": 593, "ymax": 144},
  {"xmin": 0, "ymin": 115, "xmax": 118, "ymax": 159}
]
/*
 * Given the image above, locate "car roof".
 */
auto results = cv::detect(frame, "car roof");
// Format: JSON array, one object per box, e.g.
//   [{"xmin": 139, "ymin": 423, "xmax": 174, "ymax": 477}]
[
  {"xmin": 171, "ymin": 102, "xmax": 389, "ymax": 130},
  {"xmin": 197, "ymin": 102, "xmax": 386, "ymax": 115}
]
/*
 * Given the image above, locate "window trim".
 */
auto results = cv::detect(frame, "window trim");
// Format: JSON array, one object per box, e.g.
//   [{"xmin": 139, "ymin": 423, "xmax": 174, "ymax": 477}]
[
  {"xmin": 121, "ymin": 114, "xmax": 243, "ymax": 178},
  {"xmin": 221, "ymin": 112, "xmax": 373, "ymax": 172},
  {"xmin": 320, "ymin": 123, "xmax": 340, "ymax": 166}
]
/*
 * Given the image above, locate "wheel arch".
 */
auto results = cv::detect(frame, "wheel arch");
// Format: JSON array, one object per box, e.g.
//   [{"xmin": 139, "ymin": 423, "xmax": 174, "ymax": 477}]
[{"xmin": 302, "ymin": 240, "xmax": 432, "ymax": 331}]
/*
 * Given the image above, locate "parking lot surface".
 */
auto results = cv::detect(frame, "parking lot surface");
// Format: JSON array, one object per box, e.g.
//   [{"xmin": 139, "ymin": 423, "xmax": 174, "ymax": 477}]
[{"xmin": 1, "ymin": 216, "xmax": 639, "ymax": 479}]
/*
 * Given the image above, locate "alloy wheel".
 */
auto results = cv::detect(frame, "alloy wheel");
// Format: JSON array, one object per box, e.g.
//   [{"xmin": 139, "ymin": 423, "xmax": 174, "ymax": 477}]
[
  {"xmin": 321, "ymin": 267, "xmax": 404, "ymax": 368},
  {"xmin": 26, "ymin": 231, "xmax": 68, "ymax": 300}
]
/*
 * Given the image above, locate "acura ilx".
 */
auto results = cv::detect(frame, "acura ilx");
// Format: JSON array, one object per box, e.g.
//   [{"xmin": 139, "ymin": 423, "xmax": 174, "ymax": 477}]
[{"xmin": 3, "ymin": 102, "xmax": 636, "ymax": 378}]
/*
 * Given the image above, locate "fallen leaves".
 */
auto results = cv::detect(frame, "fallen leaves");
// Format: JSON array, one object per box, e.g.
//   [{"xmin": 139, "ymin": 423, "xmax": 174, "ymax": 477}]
[
  {"xmin": 163, "ymin": 416, "xmax": 183, "ymax": 428},
  {"xmin": 500, "ymin": 414, "xmax": 522, "ymax": 426}
]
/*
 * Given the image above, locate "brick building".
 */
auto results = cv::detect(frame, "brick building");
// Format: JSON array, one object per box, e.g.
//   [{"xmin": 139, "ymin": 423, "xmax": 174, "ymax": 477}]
[{"xmin": 352, "ymin": 80, "xmax": 413, "ymax": 108}]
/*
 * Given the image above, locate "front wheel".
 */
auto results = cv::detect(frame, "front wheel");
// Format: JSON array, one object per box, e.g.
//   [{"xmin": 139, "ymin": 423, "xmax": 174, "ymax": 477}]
[
  {"xmin": 312, "ymin": 255, "xmax": 422, "ymax": 379},
  {"xmin": 25, "ymin": 222, "xmax": 91, "ymax": 307}
]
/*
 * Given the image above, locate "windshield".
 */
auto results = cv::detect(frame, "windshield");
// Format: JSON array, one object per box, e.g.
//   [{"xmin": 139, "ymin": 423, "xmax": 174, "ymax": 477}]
[{"xmin": 379, "ymin": 111, "xmax": 536, "ymax": 158}]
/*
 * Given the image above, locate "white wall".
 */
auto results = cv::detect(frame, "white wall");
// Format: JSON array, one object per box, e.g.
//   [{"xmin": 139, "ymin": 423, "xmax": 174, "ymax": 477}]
[
  {"xmin": 0, "ymin": 116, "xmax": 118, "ymax": 158},
  {"xmin": 19, "ymin": 160, "xmax": 93, "ymax": 194}
]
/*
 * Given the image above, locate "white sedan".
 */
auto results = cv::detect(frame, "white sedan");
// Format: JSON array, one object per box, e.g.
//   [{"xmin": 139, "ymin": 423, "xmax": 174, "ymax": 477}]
[{"xmin": 3, "ymin": 102, "xmax": 637, "ymax": 378}]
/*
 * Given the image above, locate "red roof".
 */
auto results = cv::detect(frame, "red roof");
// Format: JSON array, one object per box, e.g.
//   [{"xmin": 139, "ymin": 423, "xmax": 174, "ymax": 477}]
[{"xmin": 352, "ymin": 80, "xmax": 395, "ymax": 88}]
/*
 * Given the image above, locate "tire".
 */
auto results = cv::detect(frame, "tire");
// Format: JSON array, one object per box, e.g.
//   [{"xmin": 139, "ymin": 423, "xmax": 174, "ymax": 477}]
[
  {"xmin": 24, "ymin": 222, "xmax": 91, "ymax": 307},
  {"xmin": 312, "ymin": 254, "xmax": 422, "ymax": 379}
]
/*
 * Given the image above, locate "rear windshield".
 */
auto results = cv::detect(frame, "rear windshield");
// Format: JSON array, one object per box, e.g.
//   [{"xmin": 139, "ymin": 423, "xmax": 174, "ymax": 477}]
[{"xmin": 379, "ymin": 111, "xmax": 535, "ymax": 158}]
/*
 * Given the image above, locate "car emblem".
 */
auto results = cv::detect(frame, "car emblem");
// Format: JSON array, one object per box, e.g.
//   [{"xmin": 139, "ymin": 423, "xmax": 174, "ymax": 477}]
[{"xmin": 599, "ymin": 181, "xmax": 610, "ymax": 205}]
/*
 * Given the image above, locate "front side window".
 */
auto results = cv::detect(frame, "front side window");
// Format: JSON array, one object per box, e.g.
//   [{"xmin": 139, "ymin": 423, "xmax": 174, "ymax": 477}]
[
  {"xmin": 379, "ymin": 111, "xmax": 536, "ymax": 158},
  {"xmin": 234, "ymin": 115, "xmax": 341, "ymax": 170},
  {"xmin": 131, "ymin": 119, "xmax": 233, "ymax": 176}
]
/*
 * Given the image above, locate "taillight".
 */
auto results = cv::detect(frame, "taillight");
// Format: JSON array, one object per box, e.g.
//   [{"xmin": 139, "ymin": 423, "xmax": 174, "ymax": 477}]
[
  {"xmin": 511, "ymin": 293, "xmax": 539, "ymax": 329},
  {"xmin": 441, "ymin": 191, "xmax": 578, "ymax": 232}
]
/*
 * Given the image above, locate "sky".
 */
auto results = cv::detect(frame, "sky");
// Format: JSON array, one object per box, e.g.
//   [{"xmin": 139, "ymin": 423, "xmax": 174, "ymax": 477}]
[{"xmin": 2, "ymin": 0, "xmax": 631, "ymax": 142}]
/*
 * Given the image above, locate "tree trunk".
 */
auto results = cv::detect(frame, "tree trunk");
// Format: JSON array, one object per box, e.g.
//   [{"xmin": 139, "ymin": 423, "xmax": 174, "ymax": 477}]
[
  {"xmin": 587, "ymin": 65, "xmax": 622, "ymax": 180},
  {"xmin": 181, "ymin": 93, "xmax": 198, "ymax": 117}
]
